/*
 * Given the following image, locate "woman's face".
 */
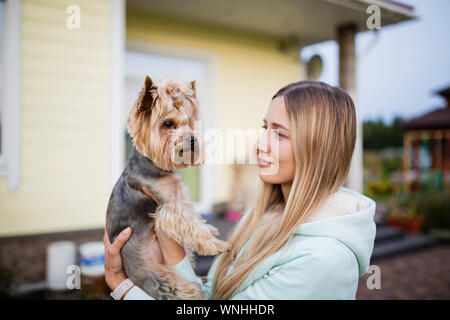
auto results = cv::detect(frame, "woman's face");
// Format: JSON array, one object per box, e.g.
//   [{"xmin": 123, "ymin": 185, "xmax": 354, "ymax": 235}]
[{"xmin": 256, "ymin": 96, "xmax": 295, "ymax": 185}]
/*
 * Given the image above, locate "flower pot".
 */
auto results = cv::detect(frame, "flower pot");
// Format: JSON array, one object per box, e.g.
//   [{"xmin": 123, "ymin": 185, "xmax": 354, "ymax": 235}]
[
  {"xmin": 387, "ymin": 216, "xmax": 402, "ymax": 229},
  {"xmin": 408, "ymin": 217, "xmax": 423, "ymax": 234},
  {"xmin": 387, "ymin": 216, "xmax": 423, "ymax": 234}
]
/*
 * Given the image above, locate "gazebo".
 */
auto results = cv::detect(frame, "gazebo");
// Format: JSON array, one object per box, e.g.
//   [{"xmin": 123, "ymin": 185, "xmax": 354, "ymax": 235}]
[{"xmin": 400, "ymin": 86, "xmax": 450, "ymax": 192}]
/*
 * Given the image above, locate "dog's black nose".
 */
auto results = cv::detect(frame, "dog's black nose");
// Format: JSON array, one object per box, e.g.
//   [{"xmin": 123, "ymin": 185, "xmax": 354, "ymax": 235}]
[{"xmin": 190, "ymin": 136, "xmax": 197, "ymax": 150}]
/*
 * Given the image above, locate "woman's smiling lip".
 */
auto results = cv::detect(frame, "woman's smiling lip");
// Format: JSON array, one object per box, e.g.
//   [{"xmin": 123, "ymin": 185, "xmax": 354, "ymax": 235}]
[{"xmin": 257, "ymin": 158, "xmax": 271, "ymax": 168}]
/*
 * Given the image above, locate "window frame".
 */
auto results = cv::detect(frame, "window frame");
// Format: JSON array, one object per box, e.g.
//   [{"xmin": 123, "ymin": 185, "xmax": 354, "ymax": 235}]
[
  {"xmin": 113, "ymin": 41, "xmax": 218, "ymax": 214},
  {"xmin": 0, "ymin": 0, "xmax": 21, "ymax": 191}
]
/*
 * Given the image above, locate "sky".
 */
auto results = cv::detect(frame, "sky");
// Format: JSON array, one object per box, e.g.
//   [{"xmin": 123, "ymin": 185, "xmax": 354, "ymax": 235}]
[{"xmin": 300, "ymin": 0, "xmax": 450, "ymax": 124}]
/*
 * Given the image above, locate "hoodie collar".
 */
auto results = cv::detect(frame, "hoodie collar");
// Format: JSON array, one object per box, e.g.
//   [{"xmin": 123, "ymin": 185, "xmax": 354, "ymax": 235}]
[{"xmin": 293, "ymin": 187, "xmax": 377, "ymax": 276}]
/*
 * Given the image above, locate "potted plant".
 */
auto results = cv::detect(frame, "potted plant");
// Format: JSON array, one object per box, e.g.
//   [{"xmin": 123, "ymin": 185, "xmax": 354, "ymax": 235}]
[{"xmin": 386, "ymin": 202, "xmax": 423, "ymax": 234}]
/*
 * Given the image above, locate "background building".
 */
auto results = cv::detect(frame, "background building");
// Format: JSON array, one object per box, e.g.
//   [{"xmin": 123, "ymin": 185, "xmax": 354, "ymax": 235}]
[
  {"xmin": 400, "ymin": 86, "xmax": 450, "ymax": 192},
  {"xmin": 3, "ymin": 0, "xmax": 441, "ymax": 299}
]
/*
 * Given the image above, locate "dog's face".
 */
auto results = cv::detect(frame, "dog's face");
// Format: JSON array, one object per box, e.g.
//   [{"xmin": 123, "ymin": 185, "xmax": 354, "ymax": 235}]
[{"xmin": 127, "ymin": 76, "xmax": 204, "ymax": 171}]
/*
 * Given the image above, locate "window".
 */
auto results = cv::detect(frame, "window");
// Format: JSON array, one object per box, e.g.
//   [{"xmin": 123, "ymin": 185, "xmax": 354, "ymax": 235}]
[
  {"xmin": 124, "ymin": 46, "xmax": 217, "ymax": 212},
  {"xmin": 0, "ymin": 0, "xmax": 4, "ymax": 168},
  {"xmin": 0, "ymin": 0, "xmax": 21, "ymax": 191}
]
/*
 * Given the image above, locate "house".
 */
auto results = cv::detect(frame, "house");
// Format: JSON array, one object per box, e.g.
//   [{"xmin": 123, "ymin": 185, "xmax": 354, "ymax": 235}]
[
  {"xmin": 400, "ymin": 86, "xmax": 450, "ymax": 192},
  {"xmin": 0, "ymin": 0, "xmax": 416, "ymax": 292}
]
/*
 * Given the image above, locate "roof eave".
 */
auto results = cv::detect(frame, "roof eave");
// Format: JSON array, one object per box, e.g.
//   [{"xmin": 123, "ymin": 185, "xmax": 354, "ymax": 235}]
[{"xmin": 354, "ymin": 0, "xmax": 419, "ymax": 21}]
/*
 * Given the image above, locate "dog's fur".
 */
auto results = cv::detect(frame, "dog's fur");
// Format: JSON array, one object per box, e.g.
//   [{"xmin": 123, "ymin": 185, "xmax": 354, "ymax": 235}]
[{"xmin": 106, "ymin": 76, "xmax": 230, "ymax": 300}]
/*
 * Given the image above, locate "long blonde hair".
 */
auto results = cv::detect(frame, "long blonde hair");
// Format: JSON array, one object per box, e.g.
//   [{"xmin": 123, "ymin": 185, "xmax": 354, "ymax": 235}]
[{"xmin": 212, "ymin": 81, "xmax": 357, "ymax": 299}]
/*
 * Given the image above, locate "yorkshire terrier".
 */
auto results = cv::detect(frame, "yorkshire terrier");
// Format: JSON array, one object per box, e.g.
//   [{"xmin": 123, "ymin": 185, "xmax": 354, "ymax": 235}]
[{"xmin": 106, "ymin": 76, "xmax": 230, "ymax": 300}]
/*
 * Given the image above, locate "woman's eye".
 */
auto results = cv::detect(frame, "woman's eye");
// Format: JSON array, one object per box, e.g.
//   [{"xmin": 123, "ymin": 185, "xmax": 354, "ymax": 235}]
[
  {"xmin": 275, "ymin": 130, "xmax": 284, "ymax": 138},
  {"xmin": 164, "ymin": 121, "xmax": 174, "ymax": 128}
]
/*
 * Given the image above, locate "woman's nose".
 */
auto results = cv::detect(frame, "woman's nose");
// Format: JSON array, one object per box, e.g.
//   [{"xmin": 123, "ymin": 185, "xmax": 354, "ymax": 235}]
[{"xmin": 256, "ymin": 129, "xmax": 271, "ymax": 155}]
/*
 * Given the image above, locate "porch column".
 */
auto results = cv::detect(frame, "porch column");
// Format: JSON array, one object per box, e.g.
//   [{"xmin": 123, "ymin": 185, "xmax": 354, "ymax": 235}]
[
  {"xmin": 338, "ymin": 24, "xmax": 363, "ymax": 193},
  {"xmin": 110, "ymin": 0, "xmax": 126, "ymax": 187},
  {"xmin": 403, "ymin": 131, "xmax": 413, "ymax": 193}
]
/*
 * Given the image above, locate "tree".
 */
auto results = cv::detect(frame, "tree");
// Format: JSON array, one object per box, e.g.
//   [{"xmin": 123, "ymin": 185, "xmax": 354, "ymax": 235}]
[{"xmin": 363, "ymin": 117, "xmax": 404, "ymax": 150}]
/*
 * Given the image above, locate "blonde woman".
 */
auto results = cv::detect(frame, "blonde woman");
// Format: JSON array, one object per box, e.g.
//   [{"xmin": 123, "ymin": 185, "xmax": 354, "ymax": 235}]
[{"xmin": 104, "ymin": 80, "xmax": 377, "ymax": 300}]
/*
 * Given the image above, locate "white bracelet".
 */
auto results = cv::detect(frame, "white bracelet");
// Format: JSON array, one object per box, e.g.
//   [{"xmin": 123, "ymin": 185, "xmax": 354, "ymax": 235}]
[{"xmin": 110, "ymin": 278, "xmax": 135, "ymax": 300}]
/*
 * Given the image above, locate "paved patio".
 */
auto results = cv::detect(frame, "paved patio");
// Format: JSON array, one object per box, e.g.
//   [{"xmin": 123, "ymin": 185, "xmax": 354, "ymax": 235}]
[{"xmin": 356, "ymin": 244, "xmax": 450, "ymax": 299}]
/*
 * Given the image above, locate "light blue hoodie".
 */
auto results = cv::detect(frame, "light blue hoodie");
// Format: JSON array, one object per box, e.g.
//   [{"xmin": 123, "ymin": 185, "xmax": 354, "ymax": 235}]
[{"xmin": 124, "ymin": 186, "xmax": 376, "ymax": 300}]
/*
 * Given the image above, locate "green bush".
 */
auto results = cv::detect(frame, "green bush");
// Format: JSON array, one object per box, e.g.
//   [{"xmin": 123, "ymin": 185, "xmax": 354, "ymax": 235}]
[
  {"xmin": 415, "ymin": 192, "xmax": 450, "ymax": 233},
  {"xmin": 363, "ymin": 118, "xmax": 404, "ymax": 150},
  {"xmin": 381, "ymin": 156, "xmax": 402, "ymax": 178},
  {"xmin": 390, "ymin": 190, "xmax": 450, "ymax": 234},
  {"xmin": 364, "ymin": 179, "xmax": 395, "ymax": 200}
]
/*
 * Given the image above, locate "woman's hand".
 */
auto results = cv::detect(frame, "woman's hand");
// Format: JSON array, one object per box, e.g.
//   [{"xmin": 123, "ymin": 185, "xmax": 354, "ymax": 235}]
[
  {"xmin": 103, "ymin": 227, "xmax": 132, "ymax": 291},
  {"xmin": 140, "ymin": 186, "xmax": 186, "ymax": 266},
  {"xmin": 154, "ymin": 224, "xmax": 186, "ymax": 266}
]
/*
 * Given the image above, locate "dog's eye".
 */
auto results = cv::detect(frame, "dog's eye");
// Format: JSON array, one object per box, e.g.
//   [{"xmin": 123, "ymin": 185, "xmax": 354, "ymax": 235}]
[{"xmin": 163, "ymin": 120, "xmax": 174, "ymax": 128}]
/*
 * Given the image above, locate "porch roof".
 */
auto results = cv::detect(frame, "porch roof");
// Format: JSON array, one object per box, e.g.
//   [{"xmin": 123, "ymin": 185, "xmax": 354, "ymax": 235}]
[
  {"xmin": 127, "ymin": 0, "xmax": 417, "ymax": 46},
  {"xmin": 400, "ymin": 86, "xmax": 450, "ymax": 131}
]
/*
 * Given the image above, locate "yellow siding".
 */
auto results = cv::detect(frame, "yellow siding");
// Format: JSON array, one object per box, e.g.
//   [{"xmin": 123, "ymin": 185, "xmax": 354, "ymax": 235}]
[
  {"xmin": 0, "ymin": 3, "xmax": 303, "ymax": 236},
  {"xmin": 0, "ymin": 0, "xmax": 111, "ymax": 236},
  {"xmin": 126, "ymin": 9, "xmax": 302, "ymax": 201}
]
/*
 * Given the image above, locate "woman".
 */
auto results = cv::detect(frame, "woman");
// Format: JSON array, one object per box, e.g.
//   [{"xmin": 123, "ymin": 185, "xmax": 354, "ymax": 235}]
[{"xmin": 104, "ymin": 80, "xmax": 377, "ymax": 300}]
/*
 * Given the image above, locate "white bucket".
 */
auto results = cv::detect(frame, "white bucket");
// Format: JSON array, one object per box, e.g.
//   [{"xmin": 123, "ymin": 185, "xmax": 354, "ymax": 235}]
[
  {"xmin": 79, "ymin": 241, "xmax": 105, "ymax": 277},
  {"xmin": 46, "ymin": 241, "xmax": 77, "ymax": 291}
]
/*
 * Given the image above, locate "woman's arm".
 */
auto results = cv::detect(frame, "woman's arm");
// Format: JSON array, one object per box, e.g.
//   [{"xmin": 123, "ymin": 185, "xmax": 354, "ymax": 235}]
[
  {"xmin": 150, "ymin": 224, "xmax": 216, "ymax": 298},
  {"xmin": 229, "ymin": 239, "xmax": 358, "ymax": 300},
  {"xmin": 104, "ymin": 227, "xmax": 160, "ymax": 300},
  {"xmin": 157, "ymin": 210, "xmax": 253, "ymax": 299},
  {"xmin": 122, "ymin": 252, "xmax": 217, "ymax": 300},
  {"xmin": 103, "ymin": 227, "xmax": 144, "ymax": 299},
  {"xmin": 170, "ymin": 251, "xmax": 219, "ymax": 299},
  {"xmin": 103, "ymin": 225, "xmax": 215, "ymax": 300}
]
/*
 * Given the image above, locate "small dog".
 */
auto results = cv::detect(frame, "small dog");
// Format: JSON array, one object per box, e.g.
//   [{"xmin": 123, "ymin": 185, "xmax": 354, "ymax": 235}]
[{"xmin": 106, "ymin": 76, "xmax": 230, "ymax": 300}]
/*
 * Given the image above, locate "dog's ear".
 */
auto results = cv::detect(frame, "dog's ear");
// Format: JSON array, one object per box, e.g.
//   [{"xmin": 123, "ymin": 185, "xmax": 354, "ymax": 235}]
[
  {"xmin": 127, "ymin": 76, "xmax": 155, "ymax": 148},
  {"xmin": 190, "ymin": 80, "xmax": 197, "ymax": 99},
  {"xmin": 137, "ymin": 75, "xmax": 155, "ymax": 112}
]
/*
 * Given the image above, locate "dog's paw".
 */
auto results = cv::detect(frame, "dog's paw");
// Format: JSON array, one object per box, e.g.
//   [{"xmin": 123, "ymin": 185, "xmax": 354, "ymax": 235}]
[
  {"xmin": 215, "ymin": 239, "xmax": 231, "ymax": 253},
  {"xmin": 206, "ymin": 224, "xmax": 219, "ymax": 237},
  {"xmin": 197, "ymin": 239, "xmax": 231, "ymax": 256}
]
